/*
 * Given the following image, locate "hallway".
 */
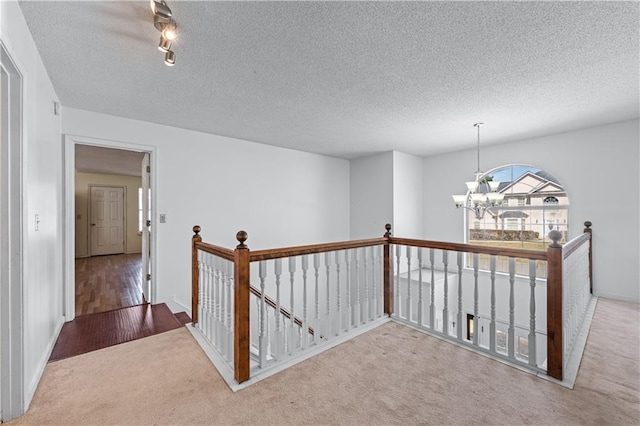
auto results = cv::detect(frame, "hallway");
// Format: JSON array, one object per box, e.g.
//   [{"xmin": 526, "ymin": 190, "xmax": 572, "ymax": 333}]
[{"xmin": 75, "ymin": 253, "xmax": 143, "ymax": 316}]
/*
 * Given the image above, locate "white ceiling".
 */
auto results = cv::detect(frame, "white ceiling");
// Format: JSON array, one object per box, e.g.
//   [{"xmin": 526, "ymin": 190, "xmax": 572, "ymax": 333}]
[{"xmin": 19, "ymin": 1, "xmax": 639, "ymax": 160}]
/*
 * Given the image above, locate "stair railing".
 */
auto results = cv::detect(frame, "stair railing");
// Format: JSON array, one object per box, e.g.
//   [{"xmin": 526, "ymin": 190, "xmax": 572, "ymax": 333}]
[{"xmin": 191, "ymin": 222, "xmax": 593, "ymax": 384}]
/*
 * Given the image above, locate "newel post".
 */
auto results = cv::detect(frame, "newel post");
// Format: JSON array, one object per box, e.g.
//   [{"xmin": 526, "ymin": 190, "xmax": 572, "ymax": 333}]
[
  {"xmin": 383, "ymin": 223, "xmax": 394, "ymax": 316},
  {"xmin": 546, "ymin": 230, "xmax": 563, "ymax": 380},
  {"xmin": 234, "ymin": 230, "xmax": 251, "ymax": 384},
  {"xmin": 584, "ymin": 221, "xmax": 593, "ymax": 294},
  {"xmin": 191, "ymin": 226, "xmax": 202, "ymax": 325}
]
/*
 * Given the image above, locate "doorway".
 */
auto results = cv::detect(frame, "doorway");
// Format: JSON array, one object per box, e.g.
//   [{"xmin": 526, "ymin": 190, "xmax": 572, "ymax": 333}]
[{"xmin": 64, "ymin": 136, "xmax": 156, "ymax": 322}]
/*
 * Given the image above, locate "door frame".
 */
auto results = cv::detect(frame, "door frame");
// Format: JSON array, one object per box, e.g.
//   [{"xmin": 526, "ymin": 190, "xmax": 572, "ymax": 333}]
[
  {"xmin": 64, "ymin": 135, "xmax": 157, "ymax": 322},
  {"xmin": 0, "ymin": 40, "xmax": 24, "ymax": 421},
  {"xmin": 87, "ymin": 184, "xmax": 127, "ymax": 256}
]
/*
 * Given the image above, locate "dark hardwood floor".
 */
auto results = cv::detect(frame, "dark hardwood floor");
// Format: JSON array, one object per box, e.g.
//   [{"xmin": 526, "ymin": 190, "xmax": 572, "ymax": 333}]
[
  {"xmin": 59, "ymin": 253, "xmax": 192, "ymax": 362},
  {"xmin": 50, "ymin": 303, "xmax": 184, "ymax": 362},
  {"xmin": 75, "ymin": 253, "xmax": 144, "ymax": 316}
]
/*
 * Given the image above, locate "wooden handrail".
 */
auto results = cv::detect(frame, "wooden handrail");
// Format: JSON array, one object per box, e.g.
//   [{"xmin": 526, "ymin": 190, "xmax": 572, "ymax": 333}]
[
  {"xmin": 194, "ymin": 241, "xmax": 235, "ymax": 261},
  {"xmin": 562, "ymin": 232, "xmax": 591, "ymax": 259},
  {"xmin": 249, "ymin": 237, "xmax": 388, "ymax": 262},
  {"xmin": 193, "ymin": 222, "xmax": 595, "ymax": 384},
  {"xmin": 249, "ymin": 285, "xmax": 315, "ymax": 336},
  {"xmin": 389, "ymin": 237, "xmax": 548, "ymax": 261}
]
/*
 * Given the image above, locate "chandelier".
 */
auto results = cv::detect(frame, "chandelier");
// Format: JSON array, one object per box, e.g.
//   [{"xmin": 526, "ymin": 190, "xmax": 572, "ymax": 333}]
[{"xmin": 452, "ymin": 123, "xmax": 504, "ymax": 220}]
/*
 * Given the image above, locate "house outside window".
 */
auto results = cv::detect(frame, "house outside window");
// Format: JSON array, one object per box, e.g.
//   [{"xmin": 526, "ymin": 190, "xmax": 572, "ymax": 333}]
[{"xmin": 466, "ymin": 165, "xmax": 569, "ymax": 277}]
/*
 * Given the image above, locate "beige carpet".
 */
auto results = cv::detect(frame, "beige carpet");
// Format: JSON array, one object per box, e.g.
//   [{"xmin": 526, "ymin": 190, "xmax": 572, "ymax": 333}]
[{"xmin": 10, "ymin": 298, "xmax": 639, "ymax": 425}]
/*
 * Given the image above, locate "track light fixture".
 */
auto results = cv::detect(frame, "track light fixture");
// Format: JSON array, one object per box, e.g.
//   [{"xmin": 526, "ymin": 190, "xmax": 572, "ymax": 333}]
[
  {"xmin": 150, "ymin": 1, "xmax": 178, "ymax": 66},
  {"xmin": 164, "ymin": 50, "xmax": 176, "ymax": 66},
  {"xmin": 158, "ymin": 37, "xmax": 172, "ymax": 53}
]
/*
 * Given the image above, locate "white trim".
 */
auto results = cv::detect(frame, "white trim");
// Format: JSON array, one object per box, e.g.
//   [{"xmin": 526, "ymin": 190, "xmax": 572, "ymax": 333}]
[
  {"xmin": 0, "ymin": 40, "xmax": 24, "ymax": 421},
  {"xmin": 25, "ymin": 318, "xmax": 63, "ymax": 406},
  {"xmin": 188, "ymin": 317, "xmax": 391, "ymax": 392},
  {"xmin": 167, "ymin": 297, "xmax": 191, "ymax": 317},
  {"xmin": 63, "ymin": 135, "xmax": 158, "ymax": 321}
]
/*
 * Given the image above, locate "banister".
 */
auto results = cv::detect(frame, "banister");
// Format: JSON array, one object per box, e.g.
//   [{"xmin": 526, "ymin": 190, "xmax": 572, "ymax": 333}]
[
  {"xmin": 194, "ymin": 241, "xmax": 235, "ymax": 261},
  {"xmin": 249, "ymin": 237, "xmax": 388, "ymax": 262},
  {"xmin": 389, "ymin": 237, "xmax": 548, "ymax": 261},
  {"xmin": 192, "ymin": 221, "xmax": 594, "ymax": 384},
  {"xmin": 562, "ymin": 232, "xmax": 591, "ymax": 259}
]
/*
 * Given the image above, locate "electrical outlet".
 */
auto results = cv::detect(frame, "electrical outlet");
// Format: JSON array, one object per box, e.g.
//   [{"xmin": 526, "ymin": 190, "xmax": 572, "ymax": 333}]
[
  {"xmin": 159, "ymin": 214, "xmax": 167, "ymax": 223},
  {"xmin": 35, "ymin": 214, "xmax": 40, "ymax": 231}
]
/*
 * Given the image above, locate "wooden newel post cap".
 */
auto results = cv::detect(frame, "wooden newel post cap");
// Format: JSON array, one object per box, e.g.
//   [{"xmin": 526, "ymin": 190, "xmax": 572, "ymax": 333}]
[
  {"xmin": 548, "ymin": 230, "xmax": 562, "ymax": 248},
  {"xmin": 384, "ymin": 223, "xmax": 392, "ymax": 237},
  {"xmin": 193, "ymin": 225, "xmax": 201, "ymax": 236},
  {"xmin": 236, "ymin": 230, "xmax": 248, "ymax": 248}
]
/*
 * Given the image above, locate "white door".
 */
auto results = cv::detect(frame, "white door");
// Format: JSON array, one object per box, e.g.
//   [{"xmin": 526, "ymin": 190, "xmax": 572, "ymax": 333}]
[
  {"xmin": 141, "ymin": 153, "xmax": 151, "ymax": 303},
  {"xmin": 90, "ymin": 186, "xmax": 124, "ymax": 256}
]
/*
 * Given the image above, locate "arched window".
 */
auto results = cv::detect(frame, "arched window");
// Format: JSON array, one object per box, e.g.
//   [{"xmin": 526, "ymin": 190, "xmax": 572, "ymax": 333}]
[{"xmin": 467, "ymin": 165, "xmax": 569, "ymax": 263}]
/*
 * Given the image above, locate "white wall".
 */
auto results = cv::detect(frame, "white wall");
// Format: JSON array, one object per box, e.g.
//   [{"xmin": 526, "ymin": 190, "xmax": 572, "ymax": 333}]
[
  {"xmin": 62, "ymin": 107, "xmax": 351, "ymax": 314},
  {"xmin": 0, "ymin": 0, "xmax": 65, "ymax": 416},
  {"xmin": 349, "ymin": 152, "xmax": 393, "ymax": 239},
  {"xmin": 349, "ymin": 151, "xmax": 424, "ymax": 240},
  {"xmin": 423, "ymin": 119, "xmax": 640, "ymax": 302},
  {"xmin": 392, "ymin": 151, "xmax": 424, "ymax": 238}
]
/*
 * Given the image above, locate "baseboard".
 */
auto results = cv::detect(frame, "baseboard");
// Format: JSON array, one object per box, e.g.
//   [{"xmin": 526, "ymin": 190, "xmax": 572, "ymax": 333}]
[
  {"xmin": 594, "ymin": 291, "xmax": 639, "ymax": 304},
  {"xmin": 166, "ymin": 297, "xmax": 191, "ymax": 317},
  {"xmin": 24, "ymin": 316, "xmax": 64, "ymax": 411}
]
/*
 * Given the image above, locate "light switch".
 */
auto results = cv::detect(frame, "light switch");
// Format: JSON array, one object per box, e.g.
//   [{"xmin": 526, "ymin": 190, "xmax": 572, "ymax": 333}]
[{"xmin": 159, "ymin": 214, "xmax": 167, "ymax": 223}]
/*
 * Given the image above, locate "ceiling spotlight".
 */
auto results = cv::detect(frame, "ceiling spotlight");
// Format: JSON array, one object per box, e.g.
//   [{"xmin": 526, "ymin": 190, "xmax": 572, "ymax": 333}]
[
  {"xmin": 162, "ymin": 21, "xmax": 178, "ymax": 41},
  {"xmin": 164, "ymin": 50, "xmax": 176, "ymax": 66},
  {"xmin": 152, "ymin": 1, "xmax": 178, "ymax": 66},
  {"xmin": 158, "ymin": 37, "xmax": 172, "ymax": 53},
  {"xmin": 150, "ymin": 0, "xmax": 172, "ymax": 19}
]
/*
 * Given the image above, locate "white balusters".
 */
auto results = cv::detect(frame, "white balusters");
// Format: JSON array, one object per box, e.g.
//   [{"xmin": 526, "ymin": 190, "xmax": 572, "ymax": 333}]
[
  {"xmin": 353, "ymin": 248, "xmax": 361, "ymax": 326},
  {"xmin": 313, "ymin": 253, "xmax": 320, "ymax": 344},
  {"xmin": 335, "ymin": 251, "xmax": 342, "ymax": 334},
  {"xmin": 289, "ymin": 256, "xmax": 297, "ymax": 354},
  {"xmin": 324, "ymin": 252, "xmax": 332, "ymax": 337},
  {"xmin": 429, "ymin": 248, "xmax": 436, "ymax": 330},
  {"xmin": 345, "ymin": 249, "xmax": 352, "ymax": 331},
  {"xmin": 489, "ymin": 255, "xmax": 496, "ymax": 351},
  {"xmin": 301, "ymin": 255, "xmax": 309, "ymax": 349},
  {"xmin": 528, "ymin": 259, "xmax": 537, "ymax": 367},
  {"xmin": 395, "ymin": 245, "xmax": 401, "ymax": 317},
  {"xmin": 258, "ymin": 261, "xmax": 267, "ymax": 367},
  {"xmin": 473, "ymin": 253, "xmax": 479, "ymax": 347},
  {"xmin": 417, "ymin": 248, "xmax": 424, "ymax": 327},
  {"xmin": 225, "ymin": 259, "xmax": 234, "ymax": 362},
  {"xmin": 363, "ymin": 247, "xmax": 370, "ymax": 323},
  {"xmin": 406, "ymin": 246, "xmax": 412, "ymax": 322},
  {"xmin": 456, "ymin": 252, "xmax": 463, "ymax": 340},
  {"xmin": 442, "ymin": 250, "xmax": 449, "ymax": 335},
  {"xmin": 274, "ymin": 258, "xmax": 282, "ymax": 360},
  {"xmin": 508, "ymin": 258, "xmax": 516, "ymax": 359}
]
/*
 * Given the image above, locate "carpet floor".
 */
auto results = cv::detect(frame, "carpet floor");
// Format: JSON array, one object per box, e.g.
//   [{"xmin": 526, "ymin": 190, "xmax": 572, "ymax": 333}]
[{"xmin": 9, "ymin": 298, "xmax": 639, "ymax": 425}]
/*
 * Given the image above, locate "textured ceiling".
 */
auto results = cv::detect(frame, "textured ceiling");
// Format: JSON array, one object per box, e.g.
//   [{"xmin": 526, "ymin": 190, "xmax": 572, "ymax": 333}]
[{"xmin": 19, "ymin": 1, "xmax": 639, "ymax": 160}]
